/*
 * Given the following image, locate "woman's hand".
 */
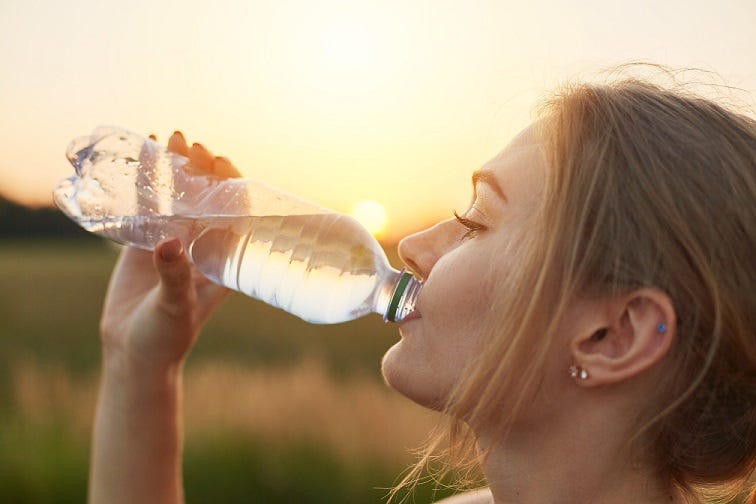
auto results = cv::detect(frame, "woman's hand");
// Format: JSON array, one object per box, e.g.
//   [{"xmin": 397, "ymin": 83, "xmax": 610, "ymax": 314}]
[
  {"xmin": 99, "ymin": 132, "xmax": 240, "ymax": 372},
  {"xmin": 90, "ymin": 132, "xmax": 241, "ymax": 504}
]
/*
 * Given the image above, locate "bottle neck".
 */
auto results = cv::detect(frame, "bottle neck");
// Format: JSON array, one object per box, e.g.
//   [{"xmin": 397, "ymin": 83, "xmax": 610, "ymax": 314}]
[{"xmin": 381, "ymin": 269, "xmax": 422, "ymax": 323}]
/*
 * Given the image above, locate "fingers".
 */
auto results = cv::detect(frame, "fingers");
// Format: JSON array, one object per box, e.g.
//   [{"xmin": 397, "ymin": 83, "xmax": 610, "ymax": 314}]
[
  {"xmin": 167, "ymin": 131, "xmax": 190, "ymax": 156},
  {"xmin": 160, "ymin": 130, "xmax": 242, "ymax": 179},
  {"xmin": 114, "ymin": 246, "xmax": 159, "ymax": 289},
  {"xmin": 195, "ymin": 279, "xmax": 232, "ymax": 325},
  {"xmin": 153, "ymin": 238, "xmax": 195, "ymax": 313},
  {"xmin": 185, "ymin": 139, "xmax": 241, "ymax": 179},
  {"xmin": 190, "ymin": 142, "xmax": 215, "ymax": 172},
  {"xmin": 212, "ymin": 156, "xmax": 243, "ymax": 178}
]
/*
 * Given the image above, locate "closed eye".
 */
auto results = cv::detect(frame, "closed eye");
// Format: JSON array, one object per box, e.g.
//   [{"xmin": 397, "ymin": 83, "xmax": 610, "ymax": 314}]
[{"xmin": 453, "ymin": 210, "xmax": 486, "ymax": 239}]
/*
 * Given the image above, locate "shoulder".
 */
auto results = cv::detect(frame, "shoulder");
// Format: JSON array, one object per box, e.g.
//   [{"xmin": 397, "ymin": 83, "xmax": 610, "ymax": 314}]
[{"xmin": 434, "ymin": 488, "xmax": 493, "ymax": 504}]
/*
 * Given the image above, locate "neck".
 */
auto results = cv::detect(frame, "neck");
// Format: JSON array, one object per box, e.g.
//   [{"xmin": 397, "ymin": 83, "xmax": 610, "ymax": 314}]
[{"xmin": 475, "ymin": 409, "xmax": 686, "ymax": 504}]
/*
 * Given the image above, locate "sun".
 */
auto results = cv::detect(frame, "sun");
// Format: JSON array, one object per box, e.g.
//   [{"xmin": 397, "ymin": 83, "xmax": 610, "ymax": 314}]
[{"xmin": 350, "ymin": 199, "xmax": 388, "ymax": 236}]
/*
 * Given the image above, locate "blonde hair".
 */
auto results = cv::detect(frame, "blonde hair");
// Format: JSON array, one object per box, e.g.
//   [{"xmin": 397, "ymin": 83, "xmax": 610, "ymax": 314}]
[{"xmin": 393, "ymin": 70, "xmax": 756, "ymax": 502}]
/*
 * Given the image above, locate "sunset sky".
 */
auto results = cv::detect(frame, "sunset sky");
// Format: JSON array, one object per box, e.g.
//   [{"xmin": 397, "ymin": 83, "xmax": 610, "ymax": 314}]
[{"xmin": 1, "ymin": 0, "xmax": 754, "ymax": 240}]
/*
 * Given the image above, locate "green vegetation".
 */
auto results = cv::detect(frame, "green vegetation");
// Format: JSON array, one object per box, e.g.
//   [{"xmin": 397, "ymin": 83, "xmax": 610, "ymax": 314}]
[
  {"xmin": 2, "ymin": 241, "xmax": 748, "ymax": 503},
  {"xmin": 0, "ymin": 240, "xmax": 458, "ymax": 503},
  {"xmin": 0, "ymin": 239, "xmax": 401, "ymax": 378}
]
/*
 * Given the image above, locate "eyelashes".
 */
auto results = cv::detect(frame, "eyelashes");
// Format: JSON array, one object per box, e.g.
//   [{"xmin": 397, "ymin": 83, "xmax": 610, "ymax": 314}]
[{"xmin": 453, "ymin": 210, "xmax": 486, "ymax": 239}]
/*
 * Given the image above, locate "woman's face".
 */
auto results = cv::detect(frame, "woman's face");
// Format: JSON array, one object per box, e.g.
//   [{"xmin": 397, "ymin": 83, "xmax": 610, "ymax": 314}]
[{"xmin": 382, "ymin": 124, "xmax": 547, "ymax": 409}]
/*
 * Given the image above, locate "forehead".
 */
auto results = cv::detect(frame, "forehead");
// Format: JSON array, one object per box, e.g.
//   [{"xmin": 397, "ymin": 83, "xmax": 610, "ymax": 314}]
[{"xmin": 479, "ymin": 124, "xmax": 547, "ymax": 200}]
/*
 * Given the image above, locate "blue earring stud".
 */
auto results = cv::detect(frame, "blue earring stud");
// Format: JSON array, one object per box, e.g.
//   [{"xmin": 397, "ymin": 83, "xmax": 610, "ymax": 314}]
[{"xmin": 657, "ymin": 323, "xmax": 667, "ymax": 334}]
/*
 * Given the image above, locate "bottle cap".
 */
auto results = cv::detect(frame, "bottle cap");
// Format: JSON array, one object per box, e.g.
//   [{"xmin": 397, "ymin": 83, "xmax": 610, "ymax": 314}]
[{"xmin": 385, "ymin": 271, "xmax": 413, "ymax": 322}]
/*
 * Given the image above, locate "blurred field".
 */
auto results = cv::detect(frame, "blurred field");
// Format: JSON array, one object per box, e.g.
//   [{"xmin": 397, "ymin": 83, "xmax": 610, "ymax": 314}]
[
  {"xmin": 3, "ymin": 241, "xmax": 749, "ymax": 504},
  {"xmin": 0, "ymin": 240, "xmax": 456, "ymax": 503}
]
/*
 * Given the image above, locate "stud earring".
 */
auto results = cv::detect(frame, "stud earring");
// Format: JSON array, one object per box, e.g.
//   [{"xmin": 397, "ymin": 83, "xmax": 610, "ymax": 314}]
[
  {"xmin": 657, "ymin": 323, "xmax": 667, "ymax": 334},
  {"xmin": 569, "ymin": 365, "xmax": 589, "ymax": 380}
]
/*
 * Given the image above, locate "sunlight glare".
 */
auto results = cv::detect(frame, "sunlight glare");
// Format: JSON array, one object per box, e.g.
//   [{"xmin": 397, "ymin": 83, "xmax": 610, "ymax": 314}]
[
  {"xmin": 288, "ymin": 7, "xmax": 400, "ymax": 98},
  {"xmin": 350, "ymin": 199, "xmax": 388, "ymax": 236}
]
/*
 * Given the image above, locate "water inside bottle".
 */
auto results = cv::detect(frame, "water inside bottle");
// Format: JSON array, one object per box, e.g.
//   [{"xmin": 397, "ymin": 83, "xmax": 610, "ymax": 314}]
[
  {"xmin": 55, "ymin": 126, "xmax": 417, "ymax": 324},
  {"xmin": 76, "ymin": 212, "xmax": 388, "ymax": 324}
]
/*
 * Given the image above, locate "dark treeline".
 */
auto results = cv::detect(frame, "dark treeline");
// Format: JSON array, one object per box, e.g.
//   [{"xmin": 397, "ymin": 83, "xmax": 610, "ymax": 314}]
[
  {"xmin": 0, "ymin": 195, "xmax": 100, "ymax": 242},
  {"xmin": 0, "ymin": 195, "xmax": 405, "ymax": 246}
]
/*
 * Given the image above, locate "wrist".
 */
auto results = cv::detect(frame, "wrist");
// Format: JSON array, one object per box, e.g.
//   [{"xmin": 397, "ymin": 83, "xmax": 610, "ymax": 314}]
[
  {"xmin": 101, "ymin": 348, "xmax": 184, "ymax": 395},
  {"xmin": 101, "ymin": 336, "xmax": 186, "ymax": 376}
]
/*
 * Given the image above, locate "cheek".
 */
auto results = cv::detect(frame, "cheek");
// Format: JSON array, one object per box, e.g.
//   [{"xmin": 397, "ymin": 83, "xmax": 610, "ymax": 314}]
[
  {"xmin": 382, "ymin": 237, "xmax": 509, "ymax": 408},
  {"xmin": 424, "ymin": 249, "xmax": 498, "ymax": 333},
  {"xmin": 381, "ymin": 276, "xmax": 494, "ymax": 409}
]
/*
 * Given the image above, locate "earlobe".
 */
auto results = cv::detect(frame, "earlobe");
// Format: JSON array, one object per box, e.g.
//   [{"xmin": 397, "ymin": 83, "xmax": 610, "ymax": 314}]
[{"xmin": 569, "ymin": 289, "xmax": 676, "ymax": 387}]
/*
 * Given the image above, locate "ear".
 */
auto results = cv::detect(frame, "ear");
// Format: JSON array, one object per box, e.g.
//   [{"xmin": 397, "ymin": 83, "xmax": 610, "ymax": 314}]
[{"xmin": 569, "ymin": 288, "xmax": 676, "ymax": 386}]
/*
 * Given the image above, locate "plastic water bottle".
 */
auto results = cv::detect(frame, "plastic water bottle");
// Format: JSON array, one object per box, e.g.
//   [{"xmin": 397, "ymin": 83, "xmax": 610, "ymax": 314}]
[{"xmin": 52, "ymin": 126, "xmax": 421, "ymax": 324}]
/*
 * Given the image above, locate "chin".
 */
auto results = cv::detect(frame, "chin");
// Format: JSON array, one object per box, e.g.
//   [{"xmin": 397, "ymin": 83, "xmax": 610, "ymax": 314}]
[{"xmin": 380, "ymin": 342, "xmax": 448, "ymax": 412}]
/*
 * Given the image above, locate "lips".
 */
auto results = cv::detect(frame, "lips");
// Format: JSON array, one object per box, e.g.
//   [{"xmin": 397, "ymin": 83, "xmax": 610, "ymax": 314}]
[{"xmin": 400, "ymin": 309, "xmax": 422, "ymax": 323}]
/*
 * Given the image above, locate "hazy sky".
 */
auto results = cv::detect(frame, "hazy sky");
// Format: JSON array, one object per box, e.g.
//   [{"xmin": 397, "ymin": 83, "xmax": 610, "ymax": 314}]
[{"xmin": 1, "ymin": 0, "xmax": 754, "ymax": 238}]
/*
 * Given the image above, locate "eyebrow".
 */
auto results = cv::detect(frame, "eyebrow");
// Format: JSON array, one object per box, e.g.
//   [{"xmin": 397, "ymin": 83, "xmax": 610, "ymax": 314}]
[{"xmin": 472, "ymin": 169, "xmax": 507, "ymax": 202}]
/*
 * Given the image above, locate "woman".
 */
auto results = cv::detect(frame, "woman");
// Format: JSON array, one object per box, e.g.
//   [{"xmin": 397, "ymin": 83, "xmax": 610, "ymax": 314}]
[{"xmin": 88, "ymin": 74, "xmax": 756, "ymax": 503}]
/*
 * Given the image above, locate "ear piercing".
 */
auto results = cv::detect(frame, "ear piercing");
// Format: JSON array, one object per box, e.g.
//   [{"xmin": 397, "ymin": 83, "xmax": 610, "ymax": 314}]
[
  {"xmin": 570, "ymin": 323, "xmax": 667, "ymax": 381},
  {"xmin": 569, "ymin": 365, "xmax": 589, "ymax": 380}
]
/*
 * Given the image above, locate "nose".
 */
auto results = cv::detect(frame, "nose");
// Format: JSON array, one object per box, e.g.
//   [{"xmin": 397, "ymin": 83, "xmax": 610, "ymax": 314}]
[{"xmin": 397, "ymin": 218, "xmax": 458, "ymax": 281}]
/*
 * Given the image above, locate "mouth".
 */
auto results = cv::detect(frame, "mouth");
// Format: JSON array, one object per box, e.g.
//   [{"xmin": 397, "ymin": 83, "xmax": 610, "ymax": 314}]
[{"xmin": 399, "ymin": 309, "xmax": 422, "ymax": 323}]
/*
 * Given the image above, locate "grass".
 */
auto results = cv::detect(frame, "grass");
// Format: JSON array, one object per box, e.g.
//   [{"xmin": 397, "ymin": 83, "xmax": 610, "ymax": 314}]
[
  {"xmin": 0, "ymin": 239, "xmax": 402, "ymax": 377},
  {"xmin": 3, "ymin": 355, "xmax": 455, "ymax": 503},
  {"xmin": 0, "ymin": 239, "xmax": 459, "ymax": 503},
  {"xmin": 1, "ymin": 240, "xmax": 750, "ymax": 503}
]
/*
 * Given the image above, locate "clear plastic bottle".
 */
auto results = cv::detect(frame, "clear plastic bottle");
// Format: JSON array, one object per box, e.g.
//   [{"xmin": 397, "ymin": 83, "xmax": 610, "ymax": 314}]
[{"xmin": 53, "ymin": 126, "xmax": 421, "ymax": 324}]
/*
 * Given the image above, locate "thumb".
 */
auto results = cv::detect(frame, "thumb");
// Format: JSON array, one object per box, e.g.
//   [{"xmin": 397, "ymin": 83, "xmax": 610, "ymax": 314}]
[{"xmin": 153, "ymin": 238, "xmax": 195, "ymax": 310}]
